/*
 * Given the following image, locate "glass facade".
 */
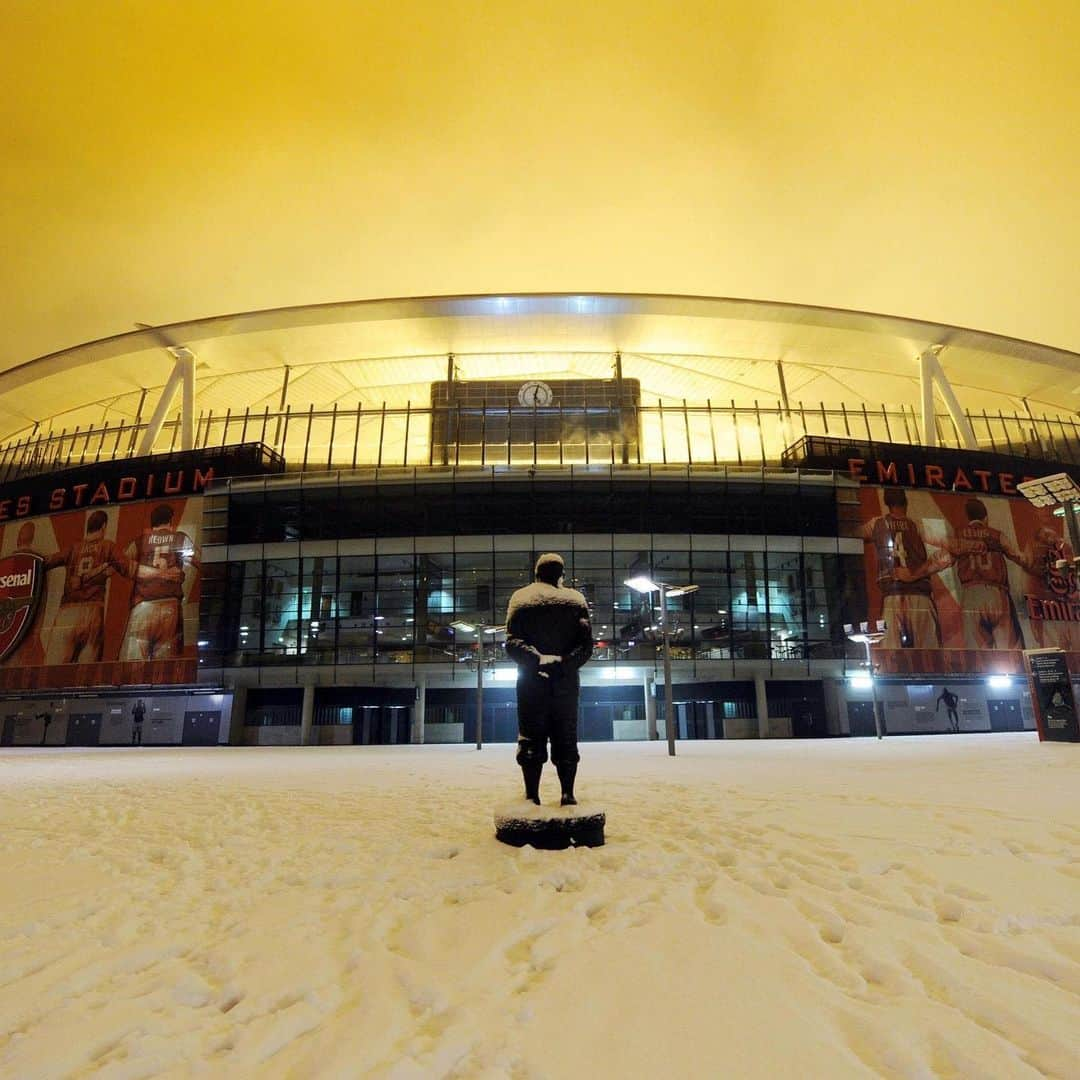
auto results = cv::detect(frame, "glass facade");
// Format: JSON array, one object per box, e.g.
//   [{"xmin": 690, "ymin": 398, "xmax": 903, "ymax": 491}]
[{"xmin": 200, "ymin": 537, "xmax": 865, "ymax": 676}]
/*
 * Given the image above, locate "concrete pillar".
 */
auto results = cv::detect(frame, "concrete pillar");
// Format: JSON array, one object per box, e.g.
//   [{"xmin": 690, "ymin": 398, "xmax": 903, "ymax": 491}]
[
  {"xmin": 705, "ymin": 701, "xmax": 716, "ymax": 740},
  {"xmin": 227, "ymin": 686, "xmax": 247, "ymax": 745},
  {"xmin": 755, "ymin": 674, "xmax": 769, "ymax": 738},
  {"xmin": 644, "ymin": 673, "xmax": 658, "ymax": 740},
  {"xmin": 412, "ymin": 678, "xmax": 426, "ymax": 744},
  {"xmin": 300, "ymin": 683, "xmax": 315, "ymax": 746}
]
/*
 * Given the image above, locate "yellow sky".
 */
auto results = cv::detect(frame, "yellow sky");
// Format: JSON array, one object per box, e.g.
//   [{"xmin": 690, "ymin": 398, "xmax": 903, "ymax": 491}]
[{"xmin": 2, "ymin": 0, "xmax": 1079, "ymax": 368}]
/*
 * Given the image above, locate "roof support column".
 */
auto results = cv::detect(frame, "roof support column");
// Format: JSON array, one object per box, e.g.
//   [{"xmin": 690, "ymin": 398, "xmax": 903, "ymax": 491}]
[
  {"xmin": 136, "ymin": 345, "xmax": 197, "ymax": 456},
  {"xmin": 919, "ymin": 350, "xmax": 937, "ymax": 447},
  {"xmin": 918, "ymin": 347, "xmax": 977, "ymax": 450},
  {"xmin": 180, "ymin": 348, "xmax": 196, "ymax": 451},
  {"xmin": 776, "ymin": 358, "xmax": 793, "ymax": 448},
  {"xmin": 136, "ymin": 357, "xmax": 184, "ymax": 457}
]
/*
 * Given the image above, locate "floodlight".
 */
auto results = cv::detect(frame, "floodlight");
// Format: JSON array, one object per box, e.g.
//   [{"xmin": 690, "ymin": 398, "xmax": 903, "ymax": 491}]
[
  {"xmin": 1018, "ymin": 473, "xmax": 1080, "ymax": 506},
  {"xmin": 450, "ymin": 621, "xmax": 476, "ymax": 633},
  {"xmin": 624, "ymin": 576, "xmax": 659, "ymax": 594}
]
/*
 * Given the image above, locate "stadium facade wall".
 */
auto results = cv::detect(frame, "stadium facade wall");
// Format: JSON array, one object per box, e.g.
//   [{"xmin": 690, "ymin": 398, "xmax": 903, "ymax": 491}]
[{"xmin": 1, "ymin": 441, "xmax": 1070, "ymax": 744}]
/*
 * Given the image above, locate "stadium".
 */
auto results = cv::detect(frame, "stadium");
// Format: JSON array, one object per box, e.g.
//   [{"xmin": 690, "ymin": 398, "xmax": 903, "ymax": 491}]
[
  {"xmin": 2, "ymin": 291, "xmax": 1079, "ymax": 748},
  {"xmin": 3, "ymin": 4, "xmax": 1079, "ymax": 752},
  {"xmin": 5, "ymin": 8, "xmax": 1080, "ymax": 1076}
]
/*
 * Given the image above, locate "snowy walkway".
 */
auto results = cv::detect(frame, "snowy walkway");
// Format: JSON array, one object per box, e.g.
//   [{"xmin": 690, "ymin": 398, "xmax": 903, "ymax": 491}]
[{"xmin": 1, "ymin": 737, "xmax": 1078, "ymax": 1079}]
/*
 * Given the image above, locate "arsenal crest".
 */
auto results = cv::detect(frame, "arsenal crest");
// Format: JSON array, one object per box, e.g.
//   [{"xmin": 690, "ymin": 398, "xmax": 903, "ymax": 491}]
[{"xmin": 0, "ymin": 552, "xmax": 43, "ymax": 662}]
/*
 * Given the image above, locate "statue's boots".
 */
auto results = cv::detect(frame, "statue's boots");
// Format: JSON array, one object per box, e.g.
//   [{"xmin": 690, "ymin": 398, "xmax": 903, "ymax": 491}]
[
  {"xmin": 521, "ymin": 762, "xmax": 543, "ymax": 805},
  {"xmin": 556, "ymin": 761, "xmax": 578, "ymax": 806}
]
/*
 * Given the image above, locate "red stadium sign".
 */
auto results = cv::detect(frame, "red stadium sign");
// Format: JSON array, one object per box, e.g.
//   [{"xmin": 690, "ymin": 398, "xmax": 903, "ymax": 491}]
[{"xmin": 0, "ymin": 552, "xmax": 44, "ymax": 662}]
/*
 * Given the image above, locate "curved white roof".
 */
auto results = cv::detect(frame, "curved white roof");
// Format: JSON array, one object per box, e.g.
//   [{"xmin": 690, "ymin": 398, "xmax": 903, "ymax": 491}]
[{"xmin": 0, "ymin": 293, "xmax": 1077, "ymax": 448}]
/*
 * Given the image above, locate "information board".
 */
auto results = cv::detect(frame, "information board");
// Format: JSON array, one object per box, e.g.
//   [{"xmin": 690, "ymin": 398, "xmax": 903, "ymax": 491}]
[{"xmin": 1022, "ymin": 649, "xmax": 1080, "ymax": 742}]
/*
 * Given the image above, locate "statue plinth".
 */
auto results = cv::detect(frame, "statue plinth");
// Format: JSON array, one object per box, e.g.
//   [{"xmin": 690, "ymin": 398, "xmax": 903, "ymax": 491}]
[{"xmin": 494, "ymin": 801, "xmax": 606, "ymax": 849}]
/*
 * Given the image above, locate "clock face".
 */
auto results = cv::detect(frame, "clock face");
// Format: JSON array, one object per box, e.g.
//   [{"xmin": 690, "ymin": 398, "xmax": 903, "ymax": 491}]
[{"xmin": 518, "ymin": 380, "xmax": 554, "ymax": 407}]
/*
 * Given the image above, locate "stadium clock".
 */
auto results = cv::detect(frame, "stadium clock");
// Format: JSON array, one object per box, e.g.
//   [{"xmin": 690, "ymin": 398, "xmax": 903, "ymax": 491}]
[{"xmin": 518, "ymin": 381, "xmax": 554, "ymax": 407}]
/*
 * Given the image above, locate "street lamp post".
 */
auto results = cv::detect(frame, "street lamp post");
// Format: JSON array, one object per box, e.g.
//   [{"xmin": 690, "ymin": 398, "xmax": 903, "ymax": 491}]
[
  {"xmin": 625, "ymin": 576, "xmax": 699, "ymax": 756},
  {"xmin": 451, "ymin": 621, "xmax": 504, "ymax": 750},
  {"xmin": 845, "ymin": 621, "xmax": 887, "ymax": 740}
]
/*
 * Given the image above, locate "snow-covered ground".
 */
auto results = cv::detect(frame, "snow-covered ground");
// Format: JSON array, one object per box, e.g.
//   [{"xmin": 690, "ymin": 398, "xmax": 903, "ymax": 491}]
[{"xmin": 1, "ymin": 737, "xmax": 1078, "ymax": 1079}]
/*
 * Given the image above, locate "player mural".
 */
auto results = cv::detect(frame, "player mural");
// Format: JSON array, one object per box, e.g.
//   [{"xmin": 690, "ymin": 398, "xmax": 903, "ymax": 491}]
[
  {"xmin": 859, "ymin": 486, "xmax": 1079, "ymax": 674},
  {"xmin": 120, "ymin": 503, "xmax": 199, "ymax": 661},
  {"xmin": 0, "ymin": 499, "xmax": 201, "ymax": 689}
]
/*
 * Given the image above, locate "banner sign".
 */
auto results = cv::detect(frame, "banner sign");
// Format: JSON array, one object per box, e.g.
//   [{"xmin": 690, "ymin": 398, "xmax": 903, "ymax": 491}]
[
  {"xmin": 0, "ymin": 442, "xmax": 283, "ymax": 521},
  {"xmin": 858, "ymin": 485, "xmax": 1080, "ymax": 675},
  {"xmin": 0, "ymin": 497, "xmax": 203, "ymax": 690},
  {"xmin": 782, "ymin": 435, "xmax": 1073, "ymax": 497},
  {"xmin": 1023, "ymin": 649, "xmax": 1080, "ymax": 741}
]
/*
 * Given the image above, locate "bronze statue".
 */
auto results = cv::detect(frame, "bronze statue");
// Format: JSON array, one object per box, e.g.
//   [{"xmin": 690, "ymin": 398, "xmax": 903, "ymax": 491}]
[{"xmin": 505, "ymin": 553, "xmax": 594, "ymax": 805}]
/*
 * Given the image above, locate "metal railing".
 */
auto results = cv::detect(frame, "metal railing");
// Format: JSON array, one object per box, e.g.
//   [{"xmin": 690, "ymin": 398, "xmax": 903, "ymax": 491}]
[{"xmin": 2, "ymin": 399, "xmax": 1078, "ymax": 485}]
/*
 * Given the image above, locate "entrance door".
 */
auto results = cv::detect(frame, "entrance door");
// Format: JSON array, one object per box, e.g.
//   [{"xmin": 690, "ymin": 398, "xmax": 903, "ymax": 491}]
[
  {"xmin": 791, "ymin": 697, "xmax": 826, "ymax": 738},
  {"xmin": 183, "ymin": 710, "xmax": 222, "ymax": 745},
  {"xmin": 848, "ymin": 702, "xmax": 881, "ymax": 738},
  {"xmin": 670, "ymin": 701, "xmax": 711, "ymax": 739},
  {"xmin": 486, "ymin": 702, "xmax": 518, "ymax": 743},
  {"xmin": 987, "ymin": 699, "xmax": 1023, "ymax": 732},
  {"xmin": 354, "ymin": 706, "xmax": 411, "ymax": 745},
  {"xmin": 581, "ymin": 704, "xmax": 614, "ymax": 742},
  {"xmin": 66, "ymin": 713, "xmax": 102, "ymax": 746},
  {"xmin": 1, "ymin": 715, "xmax": 14, "ymax": 746}
]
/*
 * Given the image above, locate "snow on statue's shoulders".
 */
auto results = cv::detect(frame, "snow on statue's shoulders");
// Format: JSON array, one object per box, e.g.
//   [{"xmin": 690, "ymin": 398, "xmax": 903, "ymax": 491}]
[{"xmin": 506, "ymin": 582, "xmax": 589, "ymax": 619}]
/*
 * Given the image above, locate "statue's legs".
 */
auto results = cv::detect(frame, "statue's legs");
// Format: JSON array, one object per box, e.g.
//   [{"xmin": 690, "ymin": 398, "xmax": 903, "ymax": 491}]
[
  {"xmin": 550, "ymin": 692, "xmax": 580, "ymax": 806},
  {"xmin": 520, "ymin": 760, "xmax": 543, "ymax": 804},
  {"xmin": 555, "ymin": 761, "xmax": 577, "ymax": 805},
  {"xmin": 516, "ymin": 686, "xmax": 550, "ymax": 804},
  {"xmin": 516, "ymin": 735, "xmax": 546, "ymax": 803}
]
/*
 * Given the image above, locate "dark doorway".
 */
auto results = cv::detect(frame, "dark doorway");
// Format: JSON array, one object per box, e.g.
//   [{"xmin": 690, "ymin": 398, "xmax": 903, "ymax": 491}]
[
  {"xmin": 1, "ymin": 715, "xmax": 15, "ymax": 746},
  {"xmin": 768, "ymin": 680, "xmax": 828, "ymax": 738},
  {"xmin": 659, "ymin": 681, "xmax": 754, "ymax": 739},
  {"xmin": 462, "ymin": 700, "xmax": 519, "ymax": 746},
  {"xmin": 987, "ymin": 699, "xmax": 1023, "ymax": 732},
  {"xmin": 353, "ymin": 705, "xmax": 411, "ymax": 745},
  {"xmin": 183, "ymin": 710, "xmax": 222, "ymax": 745},
  {"xmin": 848, "ymin": 701, "xmax": 880, "ymax": 737},
  {"xmin": 313, "ymin": 686, "xmax": 413, "ymax": 745},
  {"xmin": 581, "ymin": 703, "xmax": 615, "ymax": 741},
  {"xmin": 66, "ymin": 712, "xmax": 102, "ymax": 746},
  {"xmin": 674, "ymin": 701, "xmax": 716, "ymax": 739}
]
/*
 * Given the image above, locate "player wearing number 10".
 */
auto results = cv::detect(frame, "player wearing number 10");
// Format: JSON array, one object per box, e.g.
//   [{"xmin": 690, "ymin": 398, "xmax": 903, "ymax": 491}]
[
  {"xmin": 859, "ymin": 488, "xmax": 979, "ymax": 649},
  {"xmin": 955, "ymin": 498, "xmax": 1028, "ymax": 650}
]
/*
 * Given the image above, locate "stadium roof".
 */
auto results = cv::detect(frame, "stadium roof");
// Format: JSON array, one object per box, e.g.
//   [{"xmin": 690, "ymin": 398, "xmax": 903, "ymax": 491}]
[
  {"xmin": 1, "ymin": 293, "xmax": 1078, "ymax": 444},
  {"xmin": 3, "ymin": 3, "xmax": 1079, "ymax": 442}
]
